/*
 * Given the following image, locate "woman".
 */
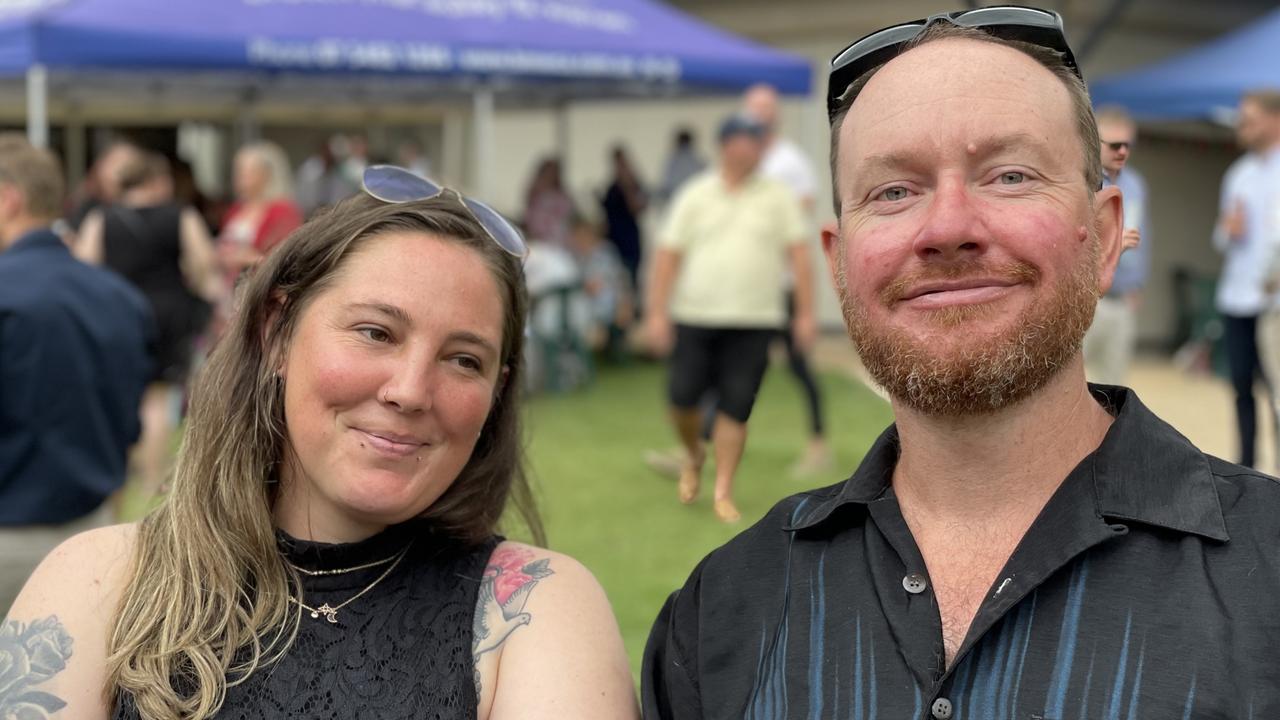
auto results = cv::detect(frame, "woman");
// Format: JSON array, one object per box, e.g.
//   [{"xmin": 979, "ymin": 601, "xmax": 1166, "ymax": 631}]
[
  {"xmin": 217, "ymin": 141, "xmax": 303, "ymax": 284},
  {"xmin": 76, "ymin": 151, "xmax": 222, "ymax": 503},
  {"xmin": 522, "ymin": 157, "xmax": 574, "ymax": 247},
  {"xmin": 599, "ymin": 145, "xmax": 647, "ymax": 296},
  {"xmin": 7, "ymin": 169, "xmax": 637, "ymax": 719}
]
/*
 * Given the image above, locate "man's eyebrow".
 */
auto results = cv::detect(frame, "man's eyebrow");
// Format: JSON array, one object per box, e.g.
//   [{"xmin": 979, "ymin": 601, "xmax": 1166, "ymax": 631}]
[{"xmin": 347, "ymin": 301, "xmax": 413, "ymax": 326}]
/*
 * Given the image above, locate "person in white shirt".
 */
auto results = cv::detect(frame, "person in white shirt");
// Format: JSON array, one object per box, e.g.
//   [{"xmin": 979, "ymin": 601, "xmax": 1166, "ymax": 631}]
[
  {"xmin": 743, "ymin": 83, "xmax": 833, "ymax": 477},
  {"xmin": 1213, "ymin": 90, "xmax": 1280, "ymax": 469}
]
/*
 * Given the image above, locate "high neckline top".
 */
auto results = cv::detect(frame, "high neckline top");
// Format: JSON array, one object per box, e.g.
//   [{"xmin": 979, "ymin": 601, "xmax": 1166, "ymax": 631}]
[{"xmin": 114, "ymin": 520, "xmax": 501, "ymax": 720}]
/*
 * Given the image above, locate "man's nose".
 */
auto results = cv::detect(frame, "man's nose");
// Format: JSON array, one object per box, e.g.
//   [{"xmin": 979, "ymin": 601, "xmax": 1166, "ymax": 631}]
[{"xmin": 911, "ymin": 180, "xmax": 987, "ymax": 260}]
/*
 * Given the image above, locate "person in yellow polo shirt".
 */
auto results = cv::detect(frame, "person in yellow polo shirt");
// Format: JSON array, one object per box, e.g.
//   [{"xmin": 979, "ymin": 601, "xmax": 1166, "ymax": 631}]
[{"xmin": 645, "ymin": 112, "xmax": 816, "ymax": 523}]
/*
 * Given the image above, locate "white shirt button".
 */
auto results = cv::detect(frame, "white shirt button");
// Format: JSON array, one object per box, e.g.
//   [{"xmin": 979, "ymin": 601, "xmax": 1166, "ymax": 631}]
[
  {"xmin": 902, "ymin": 573, "xmax": 928, "ymax": 594},
  {"xmin": 931, "ymin": 697, "xmax": 954, "ymax": 719}
]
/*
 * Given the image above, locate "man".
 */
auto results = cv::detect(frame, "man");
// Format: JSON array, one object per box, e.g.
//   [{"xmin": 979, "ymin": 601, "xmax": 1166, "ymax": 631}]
[
  {"xmin": 0, "ymin": 135, "xmax": 153, "ymax": 615},
  {"xmin": 744, "ymin": 83, "xmax": 833, "ymax": 477},
  {"xmin": 1082, "ymin": 106, "xmax": 1149, "ymax": 385},
  {"xmin": 645, "ymin": 112, "xmax": 816, "ymax": 523},
  {"xmin": 1215, "ymin": 90, "xmax": 1280, "ymax": 469},
  {"xmin": 644, "ymin": 11, "xmax": 1280, "ymax": 718}
]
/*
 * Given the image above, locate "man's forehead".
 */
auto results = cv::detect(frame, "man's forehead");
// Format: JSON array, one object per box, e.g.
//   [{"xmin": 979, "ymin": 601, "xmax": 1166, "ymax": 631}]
[
  {"xmin": 841, "ymin": 37, "xmax": 1074, "ymax": 164},
  {"xmin": 853, "ymin": 37, "xmax": 1064, "ymax": 115}
]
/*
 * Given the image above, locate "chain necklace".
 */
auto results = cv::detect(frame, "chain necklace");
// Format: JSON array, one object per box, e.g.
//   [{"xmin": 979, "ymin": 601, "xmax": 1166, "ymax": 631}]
[
  {"xmin": 289, "ymin": 542, "xmax": 412, "ymax": 624},
  {"xmin": 288, "ymin": 551, "xmax": 400, "ymax": 577}
]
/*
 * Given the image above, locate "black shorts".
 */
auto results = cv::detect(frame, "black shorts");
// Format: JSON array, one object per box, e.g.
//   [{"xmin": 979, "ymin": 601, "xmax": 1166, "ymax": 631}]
[{"xmin": 667, "ymin": 325, "xmax": 774, "ymax": 423}]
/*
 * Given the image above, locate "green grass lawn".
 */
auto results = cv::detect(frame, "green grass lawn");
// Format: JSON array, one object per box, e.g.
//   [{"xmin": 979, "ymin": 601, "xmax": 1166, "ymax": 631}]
[{"xmin": 520, "ymin": 359, "xmax": 892, "ymax": 676}]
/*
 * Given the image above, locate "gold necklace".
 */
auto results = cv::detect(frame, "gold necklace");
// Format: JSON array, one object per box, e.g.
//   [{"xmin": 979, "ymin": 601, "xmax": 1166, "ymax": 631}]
[
  {"xmin": 289, "ymin": 542, "xmax": 411, "ymax": 624},
  {"xmin": 288, "ymin": 551, "xmax": 399, "ymax": 577}
]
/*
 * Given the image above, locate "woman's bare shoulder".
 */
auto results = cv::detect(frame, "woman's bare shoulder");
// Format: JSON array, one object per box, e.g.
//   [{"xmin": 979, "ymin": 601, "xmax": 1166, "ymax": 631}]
[
  {"xmin": 475, "ymin": 541, "xmax": 637, "ymax": 720},
  {"xmin": 2, "ymin": 523, "xmax": 138, "ymax": 717}
]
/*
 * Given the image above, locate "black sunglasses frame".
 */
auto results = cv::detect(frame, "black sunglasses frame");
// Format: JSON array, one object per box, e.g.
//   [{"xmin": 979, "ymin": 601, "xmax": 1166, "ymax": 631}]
[
  {"xmin": 827, "ymin": 5, "xmax": 1080, "ymax": 122},
  {"xmin": 1102, "ymin": 141, "xmax": 1132, "ymax": 152}
]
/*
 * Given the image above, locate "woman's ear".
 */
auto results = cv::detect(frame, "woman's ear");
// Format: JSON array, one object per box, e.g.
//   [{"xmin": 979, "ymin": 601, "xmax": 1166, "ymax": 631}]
[{"xmin": 261, "ymin": 292, "xmax": 289, "ymax": 377}]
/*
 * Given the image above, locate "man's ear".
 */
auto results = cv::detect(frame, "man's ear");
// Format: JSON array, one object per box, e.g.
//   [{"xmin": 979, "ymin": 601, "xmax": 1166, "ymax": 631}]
[
  {"xmin": 820, "ymin": 219, "xmax": 843, "ymax": 288},
  {"xmin": 1092, "ymin": 186, "xmax": 1124, "ymax": 294}
]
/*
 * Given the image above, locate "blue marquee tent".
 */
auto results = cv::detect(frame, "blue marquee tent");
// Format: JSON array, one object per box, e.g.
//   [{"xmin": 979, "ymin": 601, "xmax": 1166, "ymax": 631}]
[
  {"xmin": 1089, "ymin": 7, "xmax": 1280, "ymax": 120},
  {"xmin": 0, "ymin": 0, "xmax": 811, "ymax": 95}
]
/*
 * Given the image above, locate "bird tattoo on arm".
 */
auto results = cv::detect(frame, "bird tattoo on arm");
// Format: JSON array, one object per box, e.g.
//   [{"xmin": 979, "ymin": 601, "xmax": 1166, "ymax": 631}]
[{"xmin": 472, "ymin": 547, "xmax": 555, "ymax": 669}]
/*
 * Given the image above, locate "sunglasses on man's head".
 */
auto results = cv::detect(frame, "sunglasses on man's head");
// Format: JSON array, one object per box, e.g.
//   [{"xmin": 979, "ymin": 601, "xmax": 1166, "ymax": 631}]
[
  {"xmin": 827, "ymin": 5, "xmax": 1080, "ymax": 122},
  {"xmin": 362, "ymin": 165, "xmax": 527, "ymax": 260}
]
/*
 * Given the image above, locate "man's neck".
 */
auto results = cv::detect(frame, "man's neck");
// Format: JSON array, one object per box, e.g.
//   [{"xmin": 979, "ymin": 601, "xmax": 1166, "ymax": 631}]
[
  {"xmin": 720, "ymin": 166, "xmax": 752, "ymax": 190},
  {"xmin": 0, "ymin": 216, "xmax": 49, "ymax": 251},
  {"xmin": 891, "ymin": 360, "xmax": 1113, "ymax": 527}
]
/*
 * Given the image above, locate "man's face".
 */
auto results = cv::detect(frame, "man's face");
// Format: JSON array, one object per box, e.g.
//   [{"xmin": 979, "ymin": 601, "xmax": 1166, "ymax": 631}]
[
  {"xmin": 1098, "ymin": 119, "xmax": 1135, "ymax": 177},
  {"xmin": 824, "ymin": 38, "xmax": 1122, "ymax": 415},
  {"xmin": 720, "ymin": 133, "xmax": 764, "ymax": 176},
  {"xmin": 1236, "ymin": 99, "xmax": 1276, "ymax": 152}
]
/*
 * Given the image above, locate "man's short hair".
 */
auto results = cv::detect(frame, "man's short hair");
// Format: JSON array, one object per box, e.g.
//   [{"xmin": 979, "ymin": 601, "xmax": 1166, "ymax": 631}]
[
  {"xmin": 0, "ymin": 133, "xmax": 64, "ymax": 220},
  {"xmin": 1094, "ymin": 105, "xmax": 1135, "ymax": 129},
  {"xmin": 1242, "ymin": 89, "xmax": 1280, "ymax": 115},
  {"xmin": 828, "ymin": 23, "xmax": 1102, "ymax": 215}
]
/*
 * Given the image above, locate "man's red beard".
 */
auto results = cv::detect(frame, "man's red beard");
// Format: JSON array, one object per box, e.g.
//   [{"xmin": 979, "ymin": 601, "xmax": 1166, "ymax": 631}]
[{"xmin": 839, "ymin": 248, "xmax": 1100, "ymax": 416}]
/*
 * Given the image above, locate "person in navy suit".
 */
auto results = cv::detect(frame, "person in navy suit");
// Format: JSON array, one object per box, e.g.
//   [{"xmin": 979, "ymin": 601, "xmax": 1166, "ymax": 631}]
[{"xmin": 0, "ymin": 134, "xmax": 153, "ymax": 616}]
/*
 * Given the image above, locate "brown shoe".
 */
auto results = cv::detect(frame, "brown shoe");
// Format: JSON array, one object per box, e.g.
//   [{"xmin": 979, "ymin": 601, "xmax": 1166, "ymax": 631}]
[{"xmin": 713, "ymin": 498, "xmax": 741, "ymax": 523}]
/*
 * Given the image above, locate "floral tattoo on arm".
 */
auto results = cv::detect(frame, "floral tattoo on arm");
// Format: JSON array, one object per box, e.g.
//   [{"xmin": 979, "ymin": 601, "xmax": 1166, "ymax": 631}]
[
  {"xmin": 0, "ymin": 616, "xmax": 74, "ymax": 718},
  {"xmin": 471, "ymin": 548, "xmax": 554, "ymax": 695}
]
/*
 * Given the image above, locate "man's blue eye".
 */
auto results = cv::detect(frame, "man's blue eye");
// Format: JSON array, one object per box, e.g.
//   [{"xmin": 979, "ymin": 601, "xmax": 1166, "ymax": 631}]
[
  {"xmin": 879, "ymin": 187, "xmax": 909, "ymax": 201},
  {"xmin": 999, "ymin": 172, "xmax": 1026, "ymax": 185}
]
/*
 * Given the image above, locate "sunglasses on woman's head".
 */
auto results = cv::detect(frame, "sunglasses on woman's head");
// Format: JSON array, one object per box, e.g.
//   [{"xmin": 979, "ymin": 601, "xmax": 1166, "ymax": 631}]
[
  {"xmin": 362, "ymin": 165, "xmax": 527, "ymax": 259},
  {"xmin": 827, "ymin": 5, "xmax": 1081, "ymax": 122}
]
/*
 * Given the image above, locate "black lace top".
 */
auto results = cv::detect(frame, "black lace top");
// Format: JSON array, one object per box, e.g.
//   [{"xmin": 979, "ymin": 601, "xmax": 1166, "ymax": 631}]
[{"xmin": 112, "ymin": 521, "xmax": 499, "ymax": 719}]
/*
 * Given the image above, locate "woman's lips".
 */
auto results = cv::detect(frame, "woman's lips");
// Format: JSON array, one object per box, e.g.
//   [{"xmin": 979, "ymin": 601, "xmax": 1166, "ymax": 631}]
[{"xmin": 355, "ymin": 429, "xmax": 425, "ymax": 458}]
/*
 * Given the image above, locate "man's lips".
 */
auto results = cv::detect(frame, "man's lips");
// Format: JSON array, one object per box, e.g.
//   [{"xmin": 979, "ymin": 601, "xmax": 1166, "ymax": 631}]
[{"xmin": 898, "ymin": 278, "xmax": 1021, "ymax": 302}]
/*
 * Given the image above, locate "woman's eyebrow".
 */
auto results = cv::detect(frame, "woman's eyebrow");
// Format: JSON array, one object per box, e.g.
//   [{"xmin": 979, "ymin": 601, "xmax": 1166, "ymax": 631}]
[{"xmin": 345, "ymin": 301, "xmax": 413, "ymax": 326}]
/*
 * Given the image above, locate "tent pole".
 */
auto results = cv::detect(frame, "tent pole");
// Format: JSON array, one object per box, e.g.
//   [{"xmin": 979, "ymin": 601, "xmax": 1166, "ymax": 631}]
[
  {"xmin": 471, "ymin": 86, "xmax": 495, "ymax": 199},
  {"xmin": 555, "ymin": 97, "xmax": 570, "ymax": 166},
  {"xmin": 26, "ymin": 64, "xmax": 49, "ymax": 149}
]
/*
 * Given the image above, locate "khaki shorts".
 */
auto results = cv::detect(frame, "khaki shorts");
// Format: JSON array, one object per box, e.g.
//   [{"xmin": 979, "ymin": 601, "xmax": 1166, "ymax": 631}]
[{"xmin": 0, "ymin": 505, "xmax": 114, "ymax": 618}]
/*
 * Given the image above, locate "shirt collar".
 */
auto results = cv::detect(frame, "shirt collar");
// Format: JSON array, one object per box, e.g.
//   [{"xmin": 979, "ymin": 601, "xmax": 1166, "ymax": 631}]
[
  {"xmin": 5, "ymin": 227, "xmax": 63, "ymax": 254},
  {"xmin": 784, "ymin": 386, "xmax": 1229, "ymax": 542}
]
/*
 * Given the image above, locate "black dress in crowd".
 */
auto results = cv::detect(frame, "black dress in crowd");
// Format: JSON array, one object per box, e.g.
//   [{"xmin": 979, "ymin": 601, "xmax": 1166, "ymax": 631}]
[
  {"xmin": 100, "ymin": 203, "xmax": 208, "ymax": 384},
  {"xmin": 112, "ymin": 521, "xmax": 499, "ymax": 718},
  {"xmin": 601, "ymin": 182, "xmax": 643, "ymax": 294}
]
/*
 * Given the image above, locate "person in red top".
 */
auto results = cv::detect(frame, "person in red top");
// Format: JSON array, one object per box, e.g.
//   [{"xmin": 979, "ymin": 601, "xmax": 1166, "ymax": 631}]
[
  {"xmin": 215, "ymin": 142, "xmax": 303, "ymax": 335},
  {"xmin": 218, "ymin": 141, "xmax": 303, "ymax": 281}
]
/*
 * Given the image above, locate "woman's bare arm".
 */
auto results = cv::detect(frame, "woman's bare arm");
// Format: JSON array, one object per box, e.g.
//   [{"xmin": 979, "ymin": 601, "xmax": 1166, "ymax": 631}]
[{"xmin": 2, "ymin": 524, "xmax": 136, "ymax": 719}]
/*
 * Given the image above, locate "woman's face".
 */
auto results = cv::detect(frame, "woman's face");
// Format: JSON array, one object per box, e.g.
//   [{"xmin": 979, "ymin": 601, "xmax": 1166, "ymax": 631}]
[
  {"xmin": 276, "ymin": 230, "xmax": 506, "ymax": 541},
  {"xmin": 233, "ymin": 152, "xmax": 267, "ymax": 202}
]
